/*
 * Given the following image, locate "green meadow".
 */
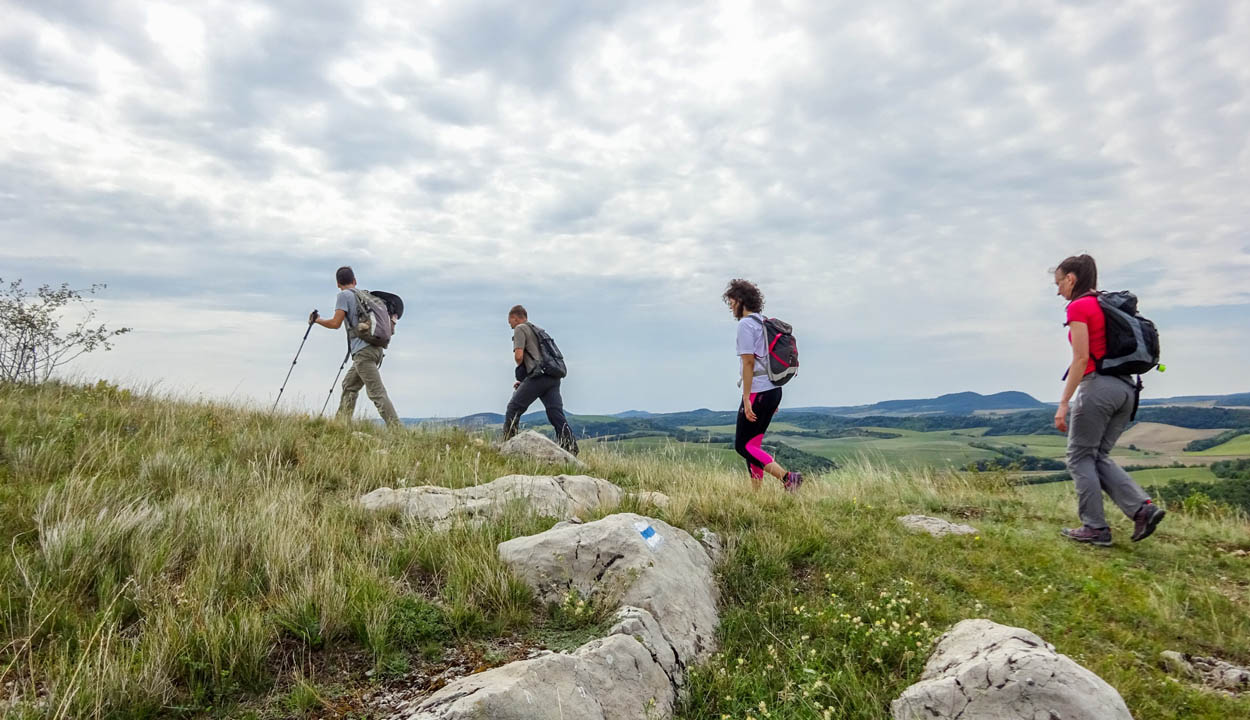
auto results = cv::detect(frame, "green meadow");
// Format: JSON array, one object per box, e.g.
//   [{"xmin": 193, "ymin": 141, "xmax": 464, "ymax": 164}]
[{"xmin": 2, "ymin": 382, "xmax": 1248, "ymax": 719}]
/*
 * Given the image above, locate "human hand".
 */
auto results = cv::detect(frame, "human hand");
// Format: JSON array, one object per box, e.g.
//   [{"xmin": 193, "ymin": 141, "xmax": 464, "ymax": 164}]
[
  {"xmin": 513, "ymin": 381, "xmax": 521, "ymax": 390},
  {"xmin": 743, "ymin": 400, "xmax": 757, "ymax": 423},
  {"xmin": 1054, "ymin": 402, "xmax": 1068, "ymax": 433},
  {"xmin": 308, "ymin": 309, "xmax": 319, "ymax": 325}
]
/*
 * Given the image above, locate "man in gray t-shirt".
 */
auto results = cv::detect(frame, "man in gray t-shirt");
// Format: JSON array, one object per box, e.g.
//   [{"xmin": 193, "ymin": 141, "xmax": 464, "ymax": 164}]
[
  {"xmin": 310, "ymin": 265, "xmax": 400, "ymax": 426},
  {"xmin": 503, "ymin": 304, "xmax": 577, "ymax": 454}
]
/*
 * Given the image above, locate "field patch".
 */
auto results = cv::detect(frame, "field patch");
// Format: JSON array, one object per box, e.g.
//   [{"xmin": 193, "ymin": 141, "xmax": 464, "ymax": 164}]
[
  {"xmin": 781, "ymin": 429, "xmax": 1000, "ymax": 468},
  {"xmin": 1118, "ymin": 422, "xmax": 1227, "ymax": 454},
  {"xmin": 1129, "ymin": 466, "xmax": 1219, "ymax": 484},
  {"xmin": 1188, "ymin": 433, "xmax": 1250, "ymax": 457}
]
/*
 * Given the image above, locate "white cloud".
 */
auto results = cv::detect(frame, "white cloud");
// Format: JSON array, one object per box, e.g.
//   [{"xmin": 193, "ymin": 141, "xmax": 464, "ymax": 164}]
[{"xmin": 1, "ymin": 0, "xmax": 1248, "ymax": 414}]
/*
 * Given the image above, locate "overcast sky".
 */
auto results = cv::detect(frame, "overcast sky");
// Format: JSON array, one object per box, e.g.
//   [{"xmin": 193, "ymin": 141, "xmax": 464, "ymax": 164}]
[{"xmin": 2, "ymin": 0, "xmax": 1247, "ymax": 418}]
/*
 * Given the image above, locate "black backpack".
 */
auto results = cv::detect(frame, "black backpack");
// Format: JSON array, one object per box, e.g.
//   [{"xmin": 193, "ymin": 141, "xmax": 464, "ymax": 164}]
[
  {"xmin": 757, "ymin": 316, "xmax": 799, "ymax": 386},
  {"xmin": 526, "ymin": 323, "xmax": 567, "ymax": 379},
  {"xmin": 1095, "ymin": 291, "xmax": 1160, "ymax": 376}
]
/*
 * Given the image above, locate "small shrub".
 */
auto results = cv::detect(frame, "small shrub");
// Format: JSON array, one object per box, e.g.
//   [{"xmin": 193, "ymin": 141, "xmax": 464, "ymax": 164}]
[
  {"xmin": 548, "ymin": 588, "xmax": 613, "ymax": 631},
  {"xmin": 388, "ymin": 596, "xmax": 449, "ymax": 651}
]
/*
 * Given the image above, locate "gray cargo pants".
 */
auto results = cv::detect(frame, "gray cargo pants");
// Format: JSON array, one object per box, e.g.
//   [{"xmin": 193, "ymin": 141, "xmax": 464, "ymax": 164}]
[
  {"xmin": 338, "ymin": 345, "xmax": 400, "ymax": 427},
  {"xmin": 1066, "ymin": 373, "xmax": 1150, "ymax": 529}
]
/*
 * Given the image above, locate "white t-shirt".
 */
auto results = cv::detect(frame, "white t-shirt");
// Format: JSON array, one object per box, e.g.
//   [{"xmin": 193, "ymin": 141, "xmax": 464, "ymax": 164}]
[{"xmin": 736, "ymin": 313, "xmax": 776, "ymax": 392}]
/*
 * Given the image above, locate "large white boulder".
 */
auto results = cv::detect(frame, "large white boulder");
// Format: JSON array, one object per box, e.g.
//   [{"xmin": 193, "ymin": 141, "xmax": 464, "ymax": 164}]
[
  {"xmin": 891, "ymin": 619, "xmax": 1133, "ymax": 720},
  {"xmin": 498, "ymin": 513, "xmax": 719, "ymax": 671},
  {"xmin": 359, "ymin": 474, "xmax": 622, "ymax": 529},
  {"xmin": 394, "ymin": 606, "xmax": 677, "ymax": 720},
  {"xmin": 500, "ymin": 430, "xmax": 586, "ymax": 467}
]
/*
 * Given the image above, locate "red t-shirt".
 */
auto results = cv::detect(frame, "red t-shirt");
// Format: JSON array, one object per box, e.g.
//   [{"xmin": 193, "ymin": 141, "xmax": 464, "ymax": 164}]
[{"xmin": 1066, "ymin": 295, "xmax": 1105, "ymax": 376}]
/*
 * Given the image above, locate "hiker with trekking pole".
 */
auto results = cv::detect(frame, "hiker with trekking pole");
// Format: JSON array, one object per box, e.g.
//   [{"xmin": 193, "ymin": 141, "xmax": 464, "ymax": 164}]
[
  {"xmin": 1052, "ymin": 254, "xmax": 1166, "ymax": 546},
  {"xmin": 502, "ymin": 305, "xmax": 579, "ymax": 455},
  {"xmin": 307, "ymin": 266, "xmax": 404, "ymax": 427},
  {"xmin": 722, "ymin": 279, "xmax": 803, "ymax": 492}
]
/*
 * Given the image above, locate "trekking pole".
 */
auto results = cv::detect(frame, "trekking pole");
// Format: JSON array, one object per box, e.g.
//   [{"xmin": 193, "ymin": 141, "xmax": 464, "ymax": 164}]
[
  {"xmin": 320, "ymin": 349, "xmax": 351, "ymax": 416},
  {"xmin": 272, "ymin": 315, "xmax": 316, "ymax": 413}
]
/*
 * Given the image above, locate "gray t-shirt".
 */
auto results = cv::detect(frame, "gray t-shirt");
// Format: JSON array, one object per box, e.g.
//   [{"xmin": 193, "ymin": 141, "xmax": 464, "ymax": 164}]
[
  {"xmin": 336, "ymin": 289, "xmax": 367, "ymax": 356},
  {"xmin": 736, "ymin": 313, "xmax": 776, "ymax": 392},
  {"xmin": 513, "ymin": 322, "xmax": 542, "ymax": 375}
]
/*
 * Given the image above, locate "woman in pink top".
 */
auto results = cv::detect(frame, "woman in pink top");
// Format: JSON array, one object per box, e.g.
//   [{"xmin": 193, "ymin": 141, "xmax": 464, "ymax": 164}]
[{"xmin": 1053, "ymin": 255, "xmax": 1164, "ymax": 547}]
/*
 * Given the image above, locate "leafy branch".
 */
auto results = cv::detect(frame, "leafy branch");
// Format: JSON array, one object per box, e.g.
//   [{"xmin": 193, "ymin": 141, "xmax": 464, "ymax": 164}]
[{"xmin": 0, "ymin": 278, "xmax": 131, "ymax": 383}]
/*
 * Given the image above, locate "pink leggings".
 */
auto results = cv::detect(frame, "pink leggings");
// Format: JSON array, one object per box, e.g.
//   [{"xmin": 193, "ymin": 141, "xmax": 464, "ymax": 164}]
[{"xmin": 734, "ymin": 388, "xmax": 782, "ymax": 478}]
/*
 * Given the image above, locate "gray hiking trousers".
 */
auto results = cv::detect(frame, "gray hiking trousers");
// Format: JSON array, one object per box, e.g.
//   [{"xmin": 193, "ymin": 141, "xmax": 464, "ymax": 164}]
[
  {"xmin": 338, "ymin": 345, "xmax": 400, "ymax": 427},
  {"xmin": 1065, "ymin": 373, "xmax": 1150, "ymax": 529}
]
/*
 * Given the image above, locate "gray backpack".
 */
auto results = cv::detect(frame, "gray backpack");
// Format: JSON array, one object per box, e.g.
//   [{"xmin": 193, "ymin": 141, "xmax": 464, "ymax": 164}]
[{"xmin": 349, "ymin": 289, "xmax": 394, "ymax": 348}]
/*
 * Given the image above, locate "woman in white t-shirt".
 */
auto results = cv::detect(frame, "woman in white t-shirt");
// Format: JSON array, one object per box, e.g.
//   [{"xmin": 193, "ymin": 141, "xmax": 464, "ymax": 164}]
[{"xmin": 723, "ymin": 279, "xmax": 802, "ymax": 492}]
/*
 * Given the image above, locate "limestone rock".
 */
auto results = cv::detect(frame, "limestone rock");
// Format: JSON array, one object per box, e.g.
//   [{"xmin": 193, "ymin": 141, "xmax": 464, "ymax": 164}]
[
  {"xmin": 500, "ymin": 430, "xmax": 586, "ymax": 467},
  {"xmin": 383, "ymin": 513, "xmax": 721, "ymax": 720},
  {"xmin": 636, "ymin": 490, "xmax": 671, "ymax": 509},
  {"xmin": 897, "ymin": 514, "xmax": 978, "ymax": 538},
  {"xmin": 394, "ymin": 609, "xmax": 676, "ymax": 719},
  {"xmin": 695, "ymin": 527, "xmax": 723, "ymax": 564},
  {"xmin": 891, "ymin": 619, "xmax": 1132, "ymax": 720},
  {"xmin": 359, "ymin": 475, "xmax": 623, "ymax": 529},
  {"xmin": 498, "ymin": 513, "xmax": 719, "ymax": 670},
  {"xmin": 1161, "ymin": 650, "xmax": 1249, "ymax": 695}
]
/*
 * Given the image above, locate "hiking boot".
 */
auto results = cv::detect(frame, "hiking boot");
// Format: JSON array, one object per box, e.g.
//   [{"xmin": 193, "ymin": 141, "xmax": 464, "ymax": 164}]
[
  {"xmin": 1061, "ymin": 525, "xmax": 1112, "ymax": 547},
  {"xmin": 1132, "ymin": 501, "xmax": 1166, "ymax": 542},
  {"xmin": 782, "ymin": 471, "xmax": 804, "ymax": 493}
]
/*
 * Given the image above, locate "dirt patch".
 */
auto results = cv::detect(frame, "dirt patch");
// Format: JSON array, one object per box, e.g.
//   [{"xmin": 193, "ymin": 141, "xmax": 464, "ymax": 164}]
[
  {"xmin": 946, "ymin": 505, "xmax": 986, "ymax": 520},
  {"xmin": 360, "ymin": 635, "xmax": 554, "ymax": 717}
]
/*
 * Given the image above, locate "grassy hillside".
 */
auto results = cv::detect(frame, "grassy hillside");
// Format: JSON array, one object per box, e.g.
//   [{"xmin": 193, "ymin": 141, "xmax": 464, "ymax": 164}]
[
  {"xmin": 1189, "ymin": 433, "xmax": 1250, "ymax": 457},
  {"xmin": 1, "ymin": 382, "xmax": 1248, "ymax": 719}
]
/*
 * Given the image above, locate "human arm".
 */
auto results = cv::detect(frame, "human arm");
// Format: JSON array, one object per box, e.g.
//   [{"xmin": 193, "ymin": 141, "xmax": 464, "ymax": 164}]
[
  {"xmin": 515, "ymin": 347, "xmax": 524, "ymax": 365},
  {"xmin": 741, "ymin": 355, "xmax": 757, "ymax": 422},
  {"xmin": 312, "ymin": 309, "xmax": 347, "ymax": 330},
  {"xmin": 1055, "ymin": 322, "xmax": 1090, "ymax": 432}
]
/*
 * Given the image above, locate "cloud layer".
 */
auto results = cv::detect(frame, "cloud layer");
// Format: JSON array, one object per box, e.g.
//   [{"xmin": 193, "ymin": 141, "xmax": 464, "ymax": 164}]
[{"xmin": 2, "ymin": 0, "xmax": 1248, "ymax": 416}]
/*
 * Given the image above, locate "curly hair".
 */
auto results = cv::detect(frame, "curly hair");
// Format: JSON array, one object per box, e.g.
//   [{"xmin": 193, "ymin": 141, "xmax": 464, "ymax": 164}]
[{"xmin": 722, "ymin": 278, "xmax": 764, "ymax": 318}]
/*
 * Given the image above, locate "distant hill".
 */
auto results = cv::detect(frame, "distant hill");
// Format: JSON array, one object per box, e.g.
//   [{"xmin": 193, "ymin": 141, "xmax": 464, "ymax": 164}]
[
  {"xmin": 404, "ymin": 390, "xmax": 1250, "ymax": 428},
  {"xmin": 612, "ymin": 410, "xmax": 655, "ymax": 418},
  {"xmin": 402, "ymin": 391, "xmax": 1047, "ymax": 428},
  {"xmin": 1140, "ymin": 392, "xmax": 1250, "ymax": 408},
  {"xmin": 787, "ymin": 391, "xmax": 1047, "ymax": 417}
]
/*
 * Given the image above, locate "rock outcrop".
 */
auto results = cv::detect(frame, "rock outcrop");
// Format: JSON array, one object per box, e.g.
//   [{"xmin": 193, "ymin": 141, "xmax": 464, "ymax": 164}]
[
  {"xmin": 359, "ymin": 474, "xmax": 622, "ymax": 528},
  {"xmin": 395, "ymin": 607, "xmax": 677, "ymax": 719},
  {"xmin": 1161, "ymin": 650, "xmax": 1250, "ymax": 695},
  {"xmin": 897, "ymin": 514, "xmax": 978, "ymax": 538},
  {"xmin": 891, "ymin": 619, "xmax": 1132, "ymax": 720},
  {"xmin": 500, "ymin": 430, "xmax": 586, "ymax": 467},
  {"xmin": 497, "ymin": 513, "xmax": 719, "ymax": 669},
  {"xmin": 392, "ymin": 514, "xmax": 719, "ymax": 720}
]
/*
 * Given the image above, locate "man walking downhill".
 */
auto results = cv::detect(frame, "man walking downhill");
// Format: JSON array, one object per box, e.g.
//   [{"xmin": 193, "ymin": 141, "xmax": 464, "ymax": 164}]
[
  {"xmin": 310, "ymin": 266, "xmax": 401, "ymax": 427},
  {"xmin": 503, "ymin": 305, "xmax": 578, "ymax": 454}
]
